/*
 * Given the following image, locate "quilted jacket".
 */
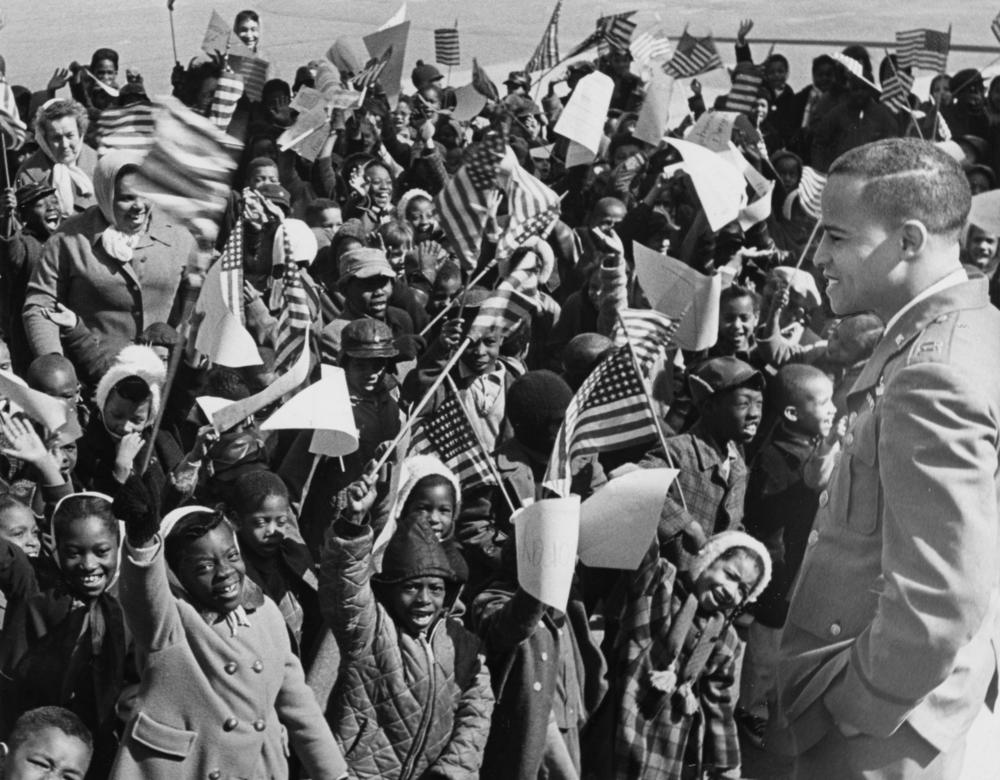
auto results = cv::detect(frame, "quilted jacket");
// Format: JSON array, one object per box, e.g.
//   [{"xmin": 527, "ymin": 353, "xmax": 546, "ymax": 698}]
[{"xmin": 321, "ymin": 520, "xmax": 494, "ymax": 780}]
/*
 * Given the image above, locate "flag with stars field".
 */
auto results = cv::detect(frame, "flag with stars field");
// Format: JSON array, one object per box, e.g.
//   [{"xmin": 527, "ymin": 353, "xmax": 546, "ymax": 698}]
[{"xmin": 409, "ymin": 387, "xmax": 497, "ymax": 491}]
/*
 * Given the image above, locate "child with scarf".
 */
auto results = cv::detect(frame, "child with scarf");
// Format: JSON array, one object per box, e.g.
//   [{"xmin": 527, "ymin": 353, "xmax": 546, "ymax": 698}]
[
  {"xmin": 109, "ymin": 477, "xmax": 347, "ymax": 780},
  {"xmin": 587, "ymin": 530, "xmax": 771, "ymax": 780},
  {"xmin": 319, "ymin": 470, "xmax": 494, "ymax": 779}
]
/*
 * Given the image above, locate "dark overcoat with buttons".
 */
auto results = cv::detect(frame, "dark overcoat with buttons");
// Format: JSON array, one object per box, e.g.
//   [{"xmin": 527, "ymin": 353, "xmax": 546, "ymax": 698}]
[
  {"xmin": 110, "ymin": 538, "xmax": 347, "ymax": 780},
  {"xmin": 778, "ymin": 278, "xmax": 1000, "ymax": 761}
]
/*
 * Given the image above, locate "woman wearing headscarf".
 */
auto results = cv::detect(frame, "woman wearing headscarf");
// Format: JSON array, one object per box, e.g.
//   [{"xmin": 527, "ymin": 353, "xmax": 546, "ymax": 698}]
[
  {"xmin": 22, "ymin": 151, "xmax": 198, "ymax": 379},
  {"xmin": 15, "ymin": 98, "xmax": 97, "ymax": 217}
]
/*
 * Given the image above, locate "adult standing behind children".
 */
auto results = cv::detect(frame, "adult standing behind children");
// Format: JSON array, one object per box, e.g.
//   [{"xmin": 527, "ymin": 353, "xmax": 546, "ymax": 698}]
[{"xmin": 778, "ymin": 138, "xmax": 1000, "ymax": 779}]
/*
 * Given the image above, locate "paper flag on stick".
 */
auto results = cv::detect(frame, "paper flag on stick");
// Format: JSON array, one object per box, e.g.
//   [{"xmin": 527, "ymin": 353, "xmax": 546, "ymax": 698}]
[
  {"xmin": 579, "ymin": 468, "xmax": 677, "ymax": 569},
  {"xmin": 261, "ymin": 365, "xmax": 359, "ymax": 457},
  {"xmin": 211, "ymin": 340, "xmax": 311, "ymax": 432},
  {"xmin": 665, "ymin": 138, "xmax": 745, "ymax": 231},
  {"xmin": 633, "ymin": 241, "xmax": 721, "ymax": 351},
  {"xmin": 450, "ymin": 83, "xmax": 488, "ymax": 123},
  {"xmin": 553, "ymin": 71, "xmax": 614, "ymax": 154},
  {"xmin": 363, "ymin": 21, "xmax": 410, "ymax": 100},
  {"xmin": 193, "ymin": 259, "xmax": 262, "ymax": 367},
  {"xmin": 0, "ymin": 369, "xmax": 70, "ymax": 434},
  {"xmin": 514, "ymin": 496, "xmax": 580, "ymax": 611}
]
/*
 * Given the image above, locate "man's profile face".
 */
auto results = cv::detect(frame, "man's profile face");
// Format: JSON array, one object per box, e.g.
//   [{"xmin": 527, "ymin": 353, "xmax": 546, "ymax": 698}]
[{"xmin": 814, "ymin": 175, "xmax": 899, "ymax": 316}]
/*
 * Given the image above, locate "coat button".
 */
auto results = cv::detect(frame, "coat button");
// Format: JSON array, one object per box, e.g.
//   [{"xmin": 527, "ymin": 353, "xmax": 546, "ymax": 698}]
[
  {"xmin": 209, "ymin": 771, "xmax": 221, "ymax": 780},
  {"xmin": 533, "ymin": 682, "xmax": 542, "ymax": 692},
  {"xmin": 224, "ymin": 662, "xmax": 238, "ymax": 674},
  {"xmin": 223, "ymin": 717, "xmax": 238, "ymax": 731},
  {"xmin": 808, "ymin": 530, "xmax": 819, "ymax": 546},
  {"xmin": 540, "ymin": 652, "xmax": 548, "ymax": 661},
  {"xmin": 818, "ymin": 490, "xmax": 829, "ymax": 508},
  {"xmin": 829, "ymin": 622, "xmax": 842, "ymax": 637},
  {"xmin": 844, "ymin": 433, "xmax": 854, "ymax": 447},
  {"xmin": 252, "ymin": 660, "xmax": 264, "ymax": 673},
  {"xmin": 252, "ymin": 719, "xmax": 266, "ymax": 732}
]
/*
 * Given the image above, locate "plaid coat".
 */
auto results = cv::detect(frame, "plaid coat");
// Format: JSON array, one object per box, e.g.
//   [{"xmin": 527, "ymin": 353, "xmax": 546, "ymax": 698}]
[{"xmin": 602, "ymin": 546, "xmax": 741, "ymax": 779}]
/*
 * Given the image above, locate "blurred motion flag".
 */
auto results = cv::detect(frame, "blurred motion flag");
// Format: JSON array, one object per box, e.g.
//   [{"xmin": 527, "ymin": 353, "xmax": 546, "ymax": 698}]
[
  {"xmin": 435, "ymin": 27, "xmax": 460, "ymax": 68},
  {"xmin": 352, "ymin": 46, "xmax": 394, "ymax": 91},
  {"xmin": 663, "ymin": 31, "xmax": 723, "ymax": 78},
  {"xmin": 783, "ymin": 165, "xmax": 827, "ymax": 220},
  {"xmin": 895, "ymin": 27, "xmax": 950, "ymax": 72},
  {"xmin": 0, "ymin": 81, "xmax": 28, "ymax": 151},
  {"xmin": 495, "ymin": 159, "xmax": 561, "ymax": 259},
  {"xmin": 611, "ymin": 309, "xmax": 678, "ymax": 371},
  {"xmin": 228, "ymin": 55, "xmax": 268, "ymax": 102},
  {"xmin": 525, "ymin": 0, "xmax": 562, "ymax": 73},
  {"xmin": 596, "ymin": 11, "xmax": 637, "ymax": 56},
  {"xmin": 630, "ymin": 30, "xmax": 672, "ymax": 67},
  {"xmin": 94, "ymin": 103, "xmax": 156, "ymax": 156},
  {"xmin": 468, "ymin": 269, "xmax": 540, "ymax": 342}
]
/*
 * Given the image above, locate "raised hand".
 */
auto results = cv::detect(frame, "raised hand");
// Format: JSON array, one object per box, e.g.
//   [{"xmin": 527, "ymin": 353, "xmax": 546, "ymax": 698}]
[
  {"xmin": 737, "ymin": 19, "xmax": 754, "ymax": 44},
  {"xmin": 47, "ymin": 67, "xmax": 72, "ymax": 92},
  {"xmin": 343, "ymin": 472, "xmax": 378, "ymax": 522},
  {"xmin": 0, "ymin": 411, "xmax": 49, "ymax": 465}
]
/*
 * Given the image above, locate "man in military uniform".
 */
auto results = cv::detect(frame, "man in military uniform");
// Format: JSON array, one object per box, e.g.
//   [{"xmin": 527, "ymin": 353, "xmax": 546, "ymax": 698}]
[{"xmin": 778, "ymin": 138, "xmax": 1000, "ymax": 778}]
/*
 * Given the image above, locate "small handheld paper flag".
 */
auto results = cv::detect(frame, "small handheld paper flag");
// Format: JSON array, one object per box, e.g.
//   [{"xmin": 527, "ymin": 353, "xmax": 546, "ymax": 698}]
[
  {"xmin": 408, "ymin": 387, "xmax": 496, "ymax": 491},
  {"xmin": 211, "ymin": 339, "xmax": 310, "ymax": 432},
  {"xmin": 207, "ymin": 71, "xmax": 244, "ymax": 131},
  {"xmin": 596, "ymin": 11, "xmax": 637, "ymax": 56},
  {"xmin": 495, "ymin": 159, "xmax": 561, "ymax": 260},
  {"xmin": 525, "ymin": 0, "xmax": 562, "ymax": 73},
  {"xmin": 578, "ymin": 468, "xmax": 678, "ymax": 569},
  {"xmin": 434, "ymin": 27, "xmax": 460, "ymax": 68},
  {"xmin": 895, "ymin": 28, "xmax": 950, "ymax": 72},
  {"xmin": 514, "ymin": 497, "xmax": 580, "ymax": 611},
  {"xmin": 469, "ymin": 269, "xmax": 539, "ymax": 342},
  {"xmin": 611, "ymin": 308, "xmax": 678, "ymax": 371},
  {"xmin": 227, "ymin": 55, "xmax": 269, "ymax": 102},
  {"xmin": 663, "ymin": 31, "xmax": 722, "ymax": 78},
  {"xmin": 363, "ymin": 21, "xmax": 410, "ymax": 100},
  {"xmin": 264, "ymin": 365, "xmax": 359, "ymax": 457},
  {"xmin": 724, "ymin": 64, "xmax": 765, "ymax": 115},
  {"xmin": 880, "ymin": 70, "xmax": 914, "ymax": 114},
  {"xmin": 472, "ymin": 58, "xmax": 500, "ymax": 102}
]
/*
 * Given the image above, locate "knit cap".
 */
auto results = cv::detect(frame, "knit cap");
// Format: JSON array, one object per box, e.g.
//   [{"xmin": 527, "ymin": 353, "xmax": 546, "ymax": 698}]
[
  {"xmin": 374, "ymin": 514, "xmax": 461, "ymax": 585},
  {"xmin": 506, "ymin": 370, "xmax": 573, "ymax": 446}
]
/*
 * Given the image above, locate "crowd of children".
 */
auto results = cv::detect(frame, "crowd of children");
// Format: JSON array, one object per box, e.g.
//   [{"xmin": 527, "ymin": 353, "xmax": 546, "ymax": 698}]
[{"xmin": 1, "ymin": 6, "xmax": 998, "ymax": 780}]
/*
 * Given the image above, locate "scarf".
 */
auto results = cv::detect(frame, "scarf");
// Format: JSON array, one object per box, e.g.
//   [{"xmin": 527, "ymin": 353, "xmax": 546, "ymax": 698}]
[
  {"xmin": 34, "ymin": 113, "xmax": 94, "ymax": 217},
  {"xmin": 92, "ymin": 149, "xmax": 149, "ymax": 263}
]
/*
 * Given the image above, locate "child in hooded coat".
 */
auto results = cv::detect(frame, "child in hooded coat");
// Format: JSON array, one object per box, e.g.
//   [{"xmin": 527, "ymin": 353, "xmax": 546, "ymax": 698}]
[{"xmin": 319, "ymin": 469, "xmax": 493, "ymax": 780}]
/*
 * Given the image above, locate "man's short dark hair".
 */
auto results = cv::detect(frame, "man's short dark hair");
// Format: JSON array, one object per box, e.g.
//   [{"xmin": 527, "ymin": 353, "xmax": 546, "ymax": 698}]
[
  {"xmin": 828, "ymin": 139, "xmax": 971, "ymax": 237},
  {"xmin": 7, "ymin": 706, "xmax": 93, "ymax": 753}
]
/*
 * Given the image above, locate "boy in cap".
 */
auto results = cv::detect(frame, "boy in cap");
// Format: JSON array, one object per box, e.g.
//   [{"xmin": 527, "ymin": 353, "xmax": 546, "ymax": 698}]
[
  {"xmin": 942, "ymin": 69, "xmax": 988, "ymax": 139},
  {"xmin": 640, "ymin": 356, "xmax": 764, "ymax": 569},
  {"xmin": 319, "ymin": 247, "xmax": 418, "ymax": 364},
  {"xmin": 1, "ymin": 182, "xmax": 62, "ymax": 373},
  {"xmin": 503, "ymin": 71, "xmax": 531, "ymax": 100}
]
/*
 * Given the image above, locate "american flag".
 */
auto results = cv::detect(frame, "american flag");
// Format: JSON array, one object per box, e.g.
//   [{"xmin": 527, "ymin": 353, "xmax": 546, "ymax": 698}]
[
  {"xmin": 0, "ymin": 82, "xmax": 27, "ymax": 151},
  {"xmin": 724, "ymin": 65, "xmax": 765, "ymax": 115},
  {"xmin": 228, "ymin": 54, "xmax": 269, "ymax": 102},
  {"xmin": 880, "ymin": 70, "xmax": 914, "ymax": 114},
  {"xmin": 895, "ymin": 28, "xmax": 950, "ymax": 72},
  {"xmin": 629, "ymin": 30, "xmax": 672, "ymax": 67},
  {"xmin": 596, "ymin": 11, "xmax": 637, "ymax": 56},
  {"xmin": 208, "ymin": 72, "xmax": 244, "ymax": 131},
  {"xmin": 274, "ymin": 260, "xmax": 312, "ymax": 374},
  {"xmin": 525, "ymin": 0, "xmax": 562, "ymax": 73},
  {"xmin": 94, "ymin": 104, "xmax": 156, "ymax": 155},
  {"xmin": 133, "ymin": 98, "xmax": 239, "ymax": 245},
  {"xmin": 435, "ymin": 132, "xmax": 506, "ymax": 271},
  {"xmin": 993, "ymin": 10, "xmax": 1000, "ymax": 44},
  {"xmin": 795, "ymin": 166, "xmax": 826, "ymax": 220},
  {"xmin": 543, "ymin": 346, "xmax": 657, "ymax": 496},
  {"xmin": 663, "ymin": 31, "xmax": 723, "ymax": 78},
  {"xmin": 469, "ymin": 269, "xmax": 539, "ymax": 341},
  {"xmin": 495, "ymin": 159, "xmax": 561, "ymax": 259},
  {"xmin": 409, "ymin": 388, "xmax": 496, "ymax": 492},
  {"xmin": 219, "ymin": 220, "xmax": 245, "ymax": 325},
  {"xmin": 434, "ymin": 27, "xmax": 460, "ymax": 68},
  {"xmin": 611, "ymin": 309, "xmax": 677, "ymax": 371},
  {"xmin": 352, "ymin": 46, "xmax": 394, "ymax": 91}
]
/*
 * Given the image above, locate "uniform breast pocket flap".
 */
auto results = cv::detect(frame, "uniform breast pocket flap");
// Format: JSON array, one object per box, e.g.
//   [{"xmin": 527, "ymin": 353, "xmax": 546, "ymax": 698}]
[
  {"xmin": 130, "ymin": 710, "xmax": 197, "ymax": 758},
  {"xmin": 843, "ymin": 419, "xmax": 880, "ymax": 535}
]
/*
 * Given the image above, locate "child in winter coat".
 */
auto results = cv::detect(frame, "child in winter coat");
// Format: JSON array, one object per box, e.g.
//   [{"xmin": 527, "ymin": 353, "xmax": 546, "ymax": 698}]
[
  {"xmin": 319, "ymin": 470, "xmax": 494, "ymax": 779},
  {"xmin": 588, "ymin": 530, "xmax": 771, "ymax": 780},
  {"xmin": 110, "ymin": 478, "xmax": 347, "ymax": 780}
]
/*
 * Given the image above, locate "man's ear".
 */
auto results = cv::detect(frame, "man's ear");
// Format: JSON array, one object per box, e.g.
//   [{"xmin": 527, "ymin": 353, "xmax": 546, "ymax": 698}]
[
  {"xmin": 900, "ymin": 220, "xmax": 929, "ymax": 259},
  {"xmin": 783, "ymin": 405, "xmax": 798, "ymax": 422}
]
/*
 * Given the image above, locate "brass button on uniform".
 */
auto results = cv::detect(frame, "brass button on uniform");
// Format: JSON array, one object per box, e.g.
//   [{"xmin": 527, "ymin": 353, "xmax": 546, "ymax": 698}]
[
  {"xmin": 532, "ymin": 682, "xmax": 542, "ymax": 692},
  {"xmin": 209, "ymin": 771, "xmax": 221, "ymax": 780},
  {"xmin": 818, "ymin": 490, "xmax": 829, "ymax": 508},
  {"xmin": 808, "ymin": 530, "xmax": 819, "ymax": 546},
  {"xmin": 252, "ymin": 660, "xmax": 264, "ymax": 673},
  {"xmin": 224, "ymin": 661, "xmax": 238, "ymax": 674},
  {"xmin": 540, "ymin": 652, "xmax": 548, "ymax": 661},
  {"xmin": 844, "ymin": 433, "xmax": 854, "ymax": 447},
  {"xmin": 829, "ymin": 622, "xmax": 842, "ymax": 637},
  {"xmin": 252, "ymin": 719, "xmax": 266, "ymax": 732},
  {"xmin": 223, "ymin": 717, "xmax": 238, "ymax": 731}
]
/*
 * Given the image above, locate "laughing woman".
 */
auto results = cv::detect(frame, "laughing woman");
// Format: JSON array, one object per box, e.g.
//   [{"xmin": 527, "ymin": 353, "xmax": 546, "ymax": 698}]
[{"xmin": 22, "ymin": 151, "xmax": 198, "ymax": 377}]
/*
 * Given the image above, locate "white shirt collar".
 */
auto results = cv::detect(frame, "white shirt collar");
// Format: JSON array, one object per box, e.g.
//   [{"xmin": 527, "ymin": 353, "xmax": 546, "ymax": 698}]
[{"xmin": 882, "ymin": 269, "xmax": 967, "ymax": 335}]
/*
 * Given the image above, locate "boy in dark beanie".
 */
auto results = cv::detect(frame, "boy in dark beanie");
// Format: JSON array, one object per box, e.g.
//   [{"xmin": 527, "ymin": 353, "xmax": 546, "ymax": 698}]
[{"xmin": 321, "ymin": 475, "xmax": 493, "ymax": 779}]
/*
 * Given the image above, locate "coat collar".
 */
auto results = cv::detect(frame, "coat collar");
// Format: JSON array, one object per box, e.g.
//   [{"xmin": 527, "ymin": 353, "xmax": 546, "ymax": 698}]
[
  {"xmin": 850, "ymin": 276, "xmax": 988, "ymax": 397},
  {"xmin": 688, "ymin": 422, "xmax": 729, "ymax": 473},
  {"xmin": 90, "ymin": 208, "xmax": 177, "ymax": 251}
]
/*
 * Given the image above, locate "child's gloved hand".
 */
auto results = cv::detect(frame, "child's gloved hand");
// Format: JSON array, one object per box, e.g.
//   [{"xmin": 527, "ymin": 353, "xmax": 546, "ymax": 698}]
[{"xmin": 114, "ymin": 474, "xmax": 161, "ymax": 547}]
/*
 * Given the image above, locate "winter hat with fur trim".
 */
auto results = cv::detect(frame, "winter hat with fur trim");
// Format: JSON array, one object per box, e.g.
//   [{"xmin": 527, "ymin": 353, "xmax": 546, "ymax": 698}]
[
  {"xmin": 689, "ymin": 530, "xmax": 772, "ymax": 604},
  {"xmin": 94, "ymin": 344, "xmax": 167, "ymax": 423},
  {"xmin": 497, "ymin": 234, "xmax": 555, "ymax": 283}
]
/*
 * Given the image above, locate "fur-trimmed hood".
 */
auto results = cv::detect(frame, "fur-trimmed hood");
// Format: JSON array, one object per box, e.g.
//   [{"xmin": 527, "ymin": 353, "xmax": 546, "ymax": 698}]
[
  {"xmin": 94, "ymin": 344, "xmax": 167, "ymax": 423},
  {"xmin": 690, "ymin": 530, "xmax": 772, "ymax": 604}
]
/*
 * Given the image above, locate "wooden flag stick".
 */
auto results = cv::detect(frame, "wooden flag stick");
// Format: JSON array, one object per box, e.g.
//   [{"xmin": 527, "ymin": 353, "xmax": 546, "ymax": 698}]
[
  {"xmin": 370, "ymin": 338, "xmax": 472, "ymax": 474},
  {"xmin": 883, "ymin": 49, "xmax": 923, "ymax": 141},
  {"xmin": 445, "ymin": 375, "xmax": 518, "ymax": 514},
  {"xmin": 138, "ymin": 322, "xmax": 189, "ymax": 475},
  {"xmin": 794, "ymin": 218, "xmax": 822, "ymax": 271},
  {"xmin": 0, "ymin": 134, "xmax": 9, "ymax": 191},
  {"xmin": 615, "ymin": 309, "xmax": 688, "ymax": 513},
  {"xmin": 168, "ymin": 4, "xmax": 179, "ymax": 64}
]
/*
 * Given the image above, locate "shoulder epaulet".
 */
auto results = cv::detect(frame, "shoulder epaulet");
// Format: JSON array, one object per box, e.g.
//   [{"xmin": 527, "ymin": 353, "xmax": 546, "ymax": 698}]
[{"xmin": 905, "ymin": 312, "xmax": 957, "ymax": 366}]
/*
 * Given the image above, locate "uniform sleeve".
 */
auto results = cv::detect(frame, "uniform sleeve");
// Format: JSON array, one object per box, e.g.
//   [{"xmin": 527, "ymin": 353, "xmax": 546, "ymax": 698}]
[
  {"xmin": 823, "ymin": 361, "xmax": 1000, "ymax": 736},
  {"xmin": 22, "ymin": 234, "xmax": 66, "ymax": 357}
]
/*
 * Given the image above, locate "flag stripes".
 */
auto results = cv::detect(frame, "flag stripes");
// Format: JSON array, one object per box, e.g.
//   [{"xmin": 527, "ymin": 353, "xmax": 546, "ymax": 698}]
[
  {"xmin": 895, "ymin": 28, "xmax": 950, "ymax": 72},
  {"xmin": 219, "ymin": 220, "xmax": 245, "ymax": 325},
  {"xmin": 208, "ymin": 72, "xmax": 244, "ymax": 131},
  {"xmin": 435, "ymin": 133, "xmax": 506, "ymax": 271},
  {"xmin": 274, "ymin": 262, "xmax": 312, "ymax": 375},
  {"xmin": 796, "ymin": 166, "xmax": 826, "ymax": 220},
  {"xmin": 880, "ymin": 70, "xmax": 914, "ymax": 114},
  {"xmin": 596, "ymin": 11, "xmax": 637, "ymax": 56},
  {"xmin": 0, "ymin": 82, "xmax": 28, "ymax": 151},
  {"xmin": 629, "ymin": 31, "xmax": 671, "ymax": 67},
  {"xmin": 525, "ymin": 0, "xmax": 562, "ymax": 73},
  {"xmin": 544, "ymin": 346, "xmax": 657, "ymax": 495},
  {"xmin": 228, "ymin": 55, "xmax": 268, "ymax": 102},
  {"xmin": 469, "ymin": 269, "xmax": 539, "ymax": 341},
  {"xmin": 496, "ymin": 159, "xmax": 561, "ymax": 259},
  {"xmin": 724, "ymin": 66, "xmax": 765, "ymax": 114},
  {"xmin": 352, "ymin": 46, "xmax": 394, "ymax": 91},
  {"xmin": 611, "ymin": 309, "xmax": 677, "ymax": 370},
  {"xmin": 94, "ymin": 104, "xmax": 156, "ymax": 155},
  {"xmin": 133, "ymin": 98, "xmax": 239, "ymax": 243},
  {"xmin": 434, "ymin": 28, "xmax": 460, "ymax": 67},
  {"xmin": 409, "ymin": 389, "xmax": 496, "ymax": 492},
  {"xmin": 663, "ymin": 31, "xmax": 723, "ymax": 78}
]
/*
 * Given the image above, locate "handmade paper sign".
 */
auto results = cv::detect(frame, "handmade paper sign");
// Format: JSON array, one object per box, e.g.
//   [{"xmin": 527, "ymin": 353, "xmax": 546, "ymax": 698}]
[
  {"xmin": 633, "ymin": 241, "xmax": 721, "ymax": 351},
  {"xmin": 634, "ymin": 70, "xmax": 673, "ymax": 147},
  {"xmin": 554, "ymin": 72, "xmax": 614, "ymax": 155},
  {"xmin": 666, "ymin": 138, "xmax": 745, "ymax": 231},
  {"xmin": 685, "ymin": 111, "xmax": 740, "ymax": 153},
  {"xmin": 262, "ymin": 365, "xmax": 359, "ymax": 457},
  {"xmin": 514, "ymin": 496, "xmax": 580, "ymax": 611},
  {"xmin": 290, "ymin": 86, "xmax": 325, "ymax": 114},
  {"xmin": 579, "ymin": 468, "xmax": 678, "ymax": 569}
]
